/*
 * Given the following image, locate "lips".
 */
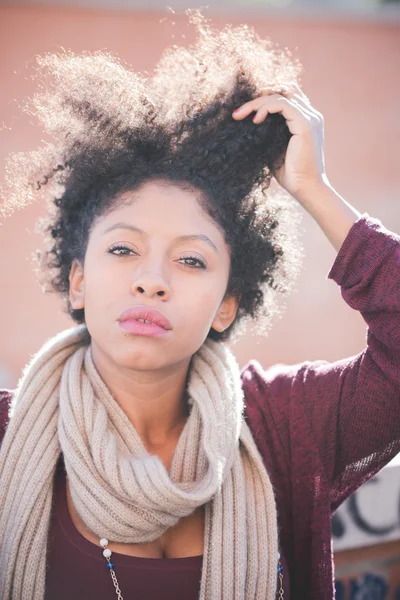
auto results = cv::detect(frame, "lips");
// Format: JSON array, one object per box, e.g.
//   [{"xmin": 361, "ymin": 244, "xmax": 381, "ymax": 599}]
[{"xmin": 118, "ymin": 306, "xmax": 172, "ymax": 330}]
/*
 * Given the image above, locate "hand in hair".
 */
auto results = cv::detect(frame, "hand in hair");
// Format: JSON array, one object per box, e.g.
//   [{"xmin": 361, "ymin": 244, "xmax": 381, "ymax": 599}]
[{"xmin": 232, "ymin": 84, "xmax": 328, "ymax": 204}]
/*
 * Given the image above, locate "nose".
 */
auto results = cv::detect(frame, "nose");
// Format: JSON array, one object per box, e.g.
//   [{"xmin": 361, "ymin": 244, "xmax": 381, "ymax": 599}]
[{"xmin": 131, "ymin": 267, "xmax": 170, "ymax": 300}]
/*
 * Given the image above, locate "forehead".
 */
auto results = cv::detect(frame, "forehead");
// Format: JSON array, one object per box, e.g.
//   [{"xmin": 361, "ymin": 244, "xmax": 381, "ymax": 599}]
[
  {"xmin": 99, "ymin": 181, "xmax": 224, "ymax": 240},
  {"xmin": 118, "ymin": 181, "xmax": 205, "ymax": 214}
]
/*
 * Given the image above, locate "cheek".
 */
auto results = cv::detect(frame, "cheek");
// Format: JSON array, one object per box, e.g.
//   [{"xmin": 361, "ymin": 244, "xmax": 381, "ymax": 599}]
[
  {"xmin": 82, "ymin": 261, "xmax": 120, "ymax": 315},
  {"xmin": 180, "ymin": 279, "xmax": 226, "ymax": 325},
  {"xmin": 85, "ymin": 250, "xmax": 127, "ymax": 288}
]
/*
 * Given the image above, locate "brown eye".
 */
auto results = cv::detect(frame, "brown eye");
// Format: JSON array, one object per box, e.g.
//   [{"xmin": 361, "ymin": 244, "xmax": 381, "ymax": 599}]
[
  {"xmin": 108, "ymin": 245, "xmax": 136, "ymax": 256},
  {"xmin": 179, "ymin": 256, "xmax": 206, "ymax": 269}
]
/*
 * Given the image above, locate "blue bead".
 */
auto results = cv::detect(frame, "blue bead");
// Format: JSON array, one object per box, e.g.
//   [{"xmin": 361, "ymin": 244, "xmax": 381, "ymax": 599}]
[
  {"xmin": 106, "ymin": 562, "xmax": 115, "ymax": 570},
  {"xmin": 278, "ymin": 565, "xmax": 283, "ymax": 573}
]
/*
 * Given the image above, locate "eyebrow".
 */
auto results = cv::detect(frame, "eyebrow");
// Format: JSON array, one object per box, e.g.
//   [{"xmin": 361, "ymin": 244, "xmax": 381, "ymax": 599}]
[{"xmin": 102, "ymin": 223, "xmax": 219, "ymax": 254}]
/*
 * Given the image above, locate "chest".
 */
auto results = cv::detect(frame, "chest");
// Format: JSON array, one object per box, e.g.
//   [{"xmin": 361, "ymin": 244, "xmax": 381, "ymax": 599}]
[{"xmin": 65, "ymin": 478, "xmax": 205, "ymax": 559}]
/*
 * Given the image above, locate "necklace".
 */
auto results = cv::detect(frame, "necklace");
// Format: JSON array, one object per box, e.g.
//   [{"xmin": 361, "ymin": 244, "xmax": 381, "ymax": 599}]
[{"xmin": 99, "ymin": 538, "xmax": 284, "ymax": 598}]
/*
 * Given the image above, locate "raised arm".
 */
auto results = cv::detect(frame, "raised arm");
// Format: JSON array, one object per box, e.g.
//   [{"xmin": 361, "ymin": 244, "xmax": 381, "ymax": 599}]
[
  {"xmin": 242, "ymin": 214, "xmax": 400, "ymax": 514},
  {"xmin": 322, "ymin": 213, "xmax": 400, "ymax": 508},
  {"xmin": 234, "ymin": 85, "xmax": 400, "ymax": 511}
]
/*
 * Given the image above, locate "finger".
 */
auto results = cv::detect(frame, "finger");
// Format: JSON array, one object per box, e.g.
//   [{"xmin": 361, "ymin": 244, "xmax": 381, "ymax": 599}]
[
  {"xmin": 232, "ymin": 91, "xmax": 301, "ymax": 120},
  {"xmin": 232, "ymin": 87, "xmax": 313, "ymax": 120},
  {"xmin": 291, "ymin": 85, "xmax": 323, "ymax": 119},
  {"xmin": 232, "ymin": 96, "xmax": 272, "ymax": 119},
  {"xmin": 293, "ymin": 94, "xmax": 323, "ymax": 122},
  {"xmin": 291, "ymin": 95, "xmax": 317, "ymax": 120},
  {"xmin": 251, "ymin": 96, "xmax": 311, "ymax": 135},
  {"xmin": 292, "ymin": 83, "xmax": 311, "ymax": 104},
  {"xmin": 252, "ymin": 103, "xmax": 271, "ymax": 124}
]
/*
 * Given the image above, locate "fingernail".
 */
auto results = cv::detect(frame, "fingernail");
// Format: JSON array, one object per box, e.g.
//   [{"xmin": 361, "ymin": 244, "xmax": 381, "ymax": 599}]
[{"xmin": 233, "ymin": 109, "xmax": 240, "ymax": 114}]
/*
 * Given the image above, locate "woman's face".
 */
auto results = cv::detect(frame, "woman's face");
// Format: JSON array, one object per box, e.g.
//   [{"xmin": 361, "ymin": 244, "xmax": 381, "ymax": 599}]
[{"xmin": 69, "ymin": 181, "xmax": 239, "ymax": 372}]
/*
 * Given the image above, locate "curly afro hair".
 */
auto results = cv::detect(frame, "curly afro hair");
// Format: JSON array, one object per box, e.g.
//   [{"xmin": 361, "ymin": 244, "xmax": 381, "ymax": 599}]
[{"xmin": 1, "ymin": 10, "xmax": 304, "ymax": 342}]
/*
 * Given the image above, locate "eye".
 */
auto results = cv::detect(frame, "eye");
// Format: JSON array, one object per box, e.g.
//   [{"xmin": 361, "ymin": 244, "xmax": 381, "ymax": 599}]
[
  {"xmin": 108, "ymin": 244, "xmax": 136, "ymax": 256},
  {"xmin": 179, "ymin": 256, "xmax": 207, "ymax": 269}
]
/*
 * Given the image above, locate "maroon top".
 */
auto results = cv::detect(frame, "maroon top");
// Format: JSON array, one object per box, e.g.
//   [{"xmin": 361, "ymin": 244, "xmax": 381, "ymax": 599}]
[{"xmin": 1, "ymin": 213, "xmax": 400, "ymax": 599}]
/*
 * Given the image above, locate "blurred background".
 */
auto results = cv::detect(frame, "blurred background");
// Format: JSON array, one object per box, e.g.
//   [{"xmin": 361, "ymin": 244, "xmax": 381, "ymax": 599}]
[{"xmin": 0, "ymin": 0, "xmax": 399, "ymax": 596}]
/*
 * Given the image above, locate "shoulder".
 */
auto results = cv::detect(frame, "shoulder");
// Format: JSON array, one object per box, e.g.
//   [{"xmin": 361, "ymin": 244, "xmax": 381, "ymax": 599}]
[
  {"xmin": 240, "ymin": 356, "xmax": 341, "ymax": 433},
  {"xmin": 0, "ymin": 389, "xmax": 13, "ymax": 444},
  {"xmin": 240, "ymin": 358, "xmax": 331, "ymax": 462},
  {"xmin": 239, "ymin": 359, "xmax": 307, "ymax": 491},
  {"xmin": 240, "ymin": 358, "xmax": 302, "ymax": 410},
  {"xmin": 240, "ymin": 356, "xmax": 339, "ymax": 405},
  {"xmin": 240, "ymin": 360, "xmax": 300, "ymax": 462}
]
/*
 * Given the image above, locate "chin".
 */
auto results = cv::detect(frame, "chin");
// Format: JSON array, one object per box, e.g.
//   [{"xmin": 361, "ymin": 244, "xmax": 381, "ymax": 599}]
[{"xmin": 114, "ymin": 341, "xmax": 172, "ymax": 371}]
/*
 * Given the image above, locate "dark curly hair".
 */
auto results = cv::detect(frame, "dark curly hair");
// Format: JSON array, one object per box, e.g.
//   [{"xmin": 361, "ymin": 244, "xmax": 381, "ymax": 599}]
[{"xmin": 1, "ymin": 10, "xmax": 303, "ymax": 341}]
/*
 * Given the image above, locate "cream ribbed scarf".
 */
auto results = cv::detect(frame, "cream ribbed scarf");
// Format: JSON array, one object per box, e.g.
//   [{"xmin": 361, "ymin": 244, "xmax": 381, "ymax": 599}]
[{"xmin": 0, "ymin": 326, "xmax": 278, "ymax": 599}]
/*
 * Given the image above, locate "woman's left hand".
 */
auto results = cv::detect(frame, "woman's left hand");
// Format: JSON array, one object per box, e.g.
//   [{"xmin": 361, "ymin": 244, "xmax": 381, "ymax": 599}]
[{"xmin": 232, "ymin": 85, "xmax": 329, "ymax": 205}]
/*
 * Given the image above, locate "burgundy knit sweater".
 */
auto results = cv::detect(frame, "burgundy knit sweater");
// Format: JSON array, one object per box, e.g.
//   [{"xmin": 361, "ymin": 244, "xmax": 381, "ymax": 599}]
[{"xmin": 0, "ymin": 213, "xmax": 399, "ymax": 599}]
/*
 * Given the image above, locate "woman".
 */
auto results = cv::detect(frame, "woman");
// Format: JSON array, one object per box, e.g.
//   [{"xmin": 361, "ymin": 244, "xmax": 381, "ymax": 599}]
[{"xmin": 0, "ymin": 13, "xmax": 399, "ymax": 600}]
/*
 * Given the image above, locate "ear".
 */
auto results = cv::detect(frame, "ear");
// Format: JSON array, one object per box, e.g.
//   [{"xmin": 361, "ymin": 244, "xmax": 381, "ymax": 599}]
[
  {"xmin": 211, "ymin": 295, "xmax": 240, "ymax": 334},
  {"xmin": 69, "ymin": 259, "xmax": 85, "ymax": 310}
]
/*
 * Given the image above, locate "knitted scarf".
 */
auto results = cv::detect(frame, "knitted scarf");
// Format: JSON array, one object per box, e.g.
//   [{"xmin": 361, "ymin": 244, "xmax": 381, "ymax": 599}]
[{"xmin": 0, "ymin": 326, "xmax": 279, "ymax": 599}]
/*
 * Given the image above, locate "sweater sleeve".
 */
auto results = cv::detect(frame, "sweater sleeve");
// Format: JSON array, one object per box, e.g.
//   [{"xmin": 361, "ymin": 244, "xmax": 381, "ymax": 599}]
[
  {"xmin": 323, "ymin": 213, "xmax": 400, "ymax": 509},
  {"xmin": 243, "ymin": 213, "xmax": 400, "ymax": 514}
]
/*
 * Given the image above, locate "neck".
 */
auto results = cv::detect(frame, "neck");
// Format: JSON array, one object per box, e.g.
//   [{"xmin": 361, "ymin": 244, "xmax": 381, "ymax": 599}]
[{"xmin": 90, "ymin": 344, "xmax": 191, "ymax": 450}]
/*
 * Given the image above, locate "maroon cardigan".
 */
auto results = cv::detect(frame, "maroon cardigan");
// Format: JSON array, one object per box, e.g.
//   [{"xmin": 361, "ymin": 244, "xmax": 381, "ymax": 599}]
[{"xmin": 1, "ymin": 213, "xmax": 399, "ymax": 599}]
